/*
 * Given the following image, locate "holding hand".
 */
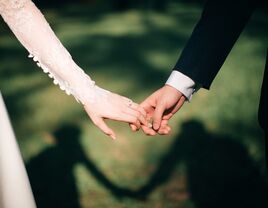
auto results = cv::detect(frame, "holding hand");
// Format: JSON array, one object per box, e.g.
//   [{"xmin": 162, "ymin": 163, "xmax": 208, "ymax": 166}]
[
  {"xmin": 83, "ymin": 87, "xmax": 147, "ymax": 140},
  {"xmin": 131, "ymin": 85, "xmax": 186, "ymax": 135}
]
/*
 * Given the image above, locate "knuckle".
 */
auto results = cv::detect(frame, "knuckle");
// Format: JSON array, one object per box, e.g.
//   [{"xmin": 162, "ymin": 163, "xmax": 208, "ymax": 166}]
[{"xmin": 131, "ymin": 117, "xmax": 137, "ymax": 123}]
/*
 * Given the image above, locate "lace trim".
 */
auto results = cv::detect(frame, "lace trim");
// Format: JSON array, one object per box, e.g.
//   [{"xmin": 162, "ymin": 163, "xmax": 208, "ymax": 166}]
[
  {"xmin": 0, "ymin": 0, "xmax": 29, "ymax": 13},
  {"xmin": 28, "ymin": 53, "xmax": 100, "ymax": 104}
]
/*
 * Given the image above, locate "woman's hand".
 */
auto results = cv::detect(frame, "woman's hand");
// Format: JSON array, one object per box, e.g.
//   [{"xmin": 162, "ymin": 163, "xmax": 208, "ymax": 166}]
[{"xmin": 83, "ymin": 88, "xmax": 147, "ymax": 140}]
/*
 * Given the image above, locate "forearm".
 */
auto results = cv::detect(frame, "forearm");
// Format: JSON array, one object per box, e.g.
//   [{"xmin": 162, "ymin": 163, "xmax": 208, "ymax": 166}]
[
  {"xmin": 0, "ymin": 0, "xmax": 98, "ymax": 104},
  {"xmin": 174, "ymin": 0, "xmax": 257, "ymax": 89},
  {"xmin": 1, "ymin": 0, "xmax": 148, "ymax": 138}
]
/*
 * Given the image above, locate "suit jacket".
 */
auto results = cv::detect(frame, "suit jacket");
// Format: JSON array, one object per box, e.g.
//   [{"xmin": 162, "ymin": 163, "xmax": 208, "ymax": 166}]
[{"xmin": 174, "ymin": 0, "xmax": 258, "ymax": 89}]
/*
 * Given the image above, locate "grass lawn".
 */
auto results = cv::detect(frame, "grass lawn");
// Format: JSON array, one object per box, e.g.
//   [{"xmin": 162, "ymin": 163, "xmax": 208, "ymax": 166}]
[{"xmin": 0, "ymin": 2, "xmax": 267, "ymax": 208}]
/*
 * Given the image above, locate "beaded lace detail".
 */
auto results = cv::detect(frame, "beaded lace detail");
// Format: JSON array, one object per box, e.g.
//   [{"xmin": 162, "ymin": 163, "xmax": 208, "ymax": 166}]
[{"xmin": 0, "ymin": 0, "xmax": 108, "ymax": 104}]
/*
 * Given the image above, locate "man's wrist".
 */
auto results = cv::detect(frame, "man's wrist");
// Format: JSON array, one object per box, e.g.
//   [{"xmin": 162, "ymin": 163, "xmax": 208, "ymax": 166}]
[{"xmin": 166, "ymin": 70, "xmax": 196, "ymax": 101}]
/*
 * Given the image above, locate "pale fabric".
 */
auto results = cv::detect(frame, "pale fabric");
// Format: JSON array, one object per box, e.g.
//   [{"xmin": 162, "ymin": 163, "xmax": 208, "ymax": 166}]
[
  {"xmin": 0, "ymin": 0, "xmax": 110, "ymax": 105},
  {"xmin": 166, "ymin": 70, "xmax": 196, "ymax": 101},
  {"xmin": 0, "ymin": 92, "xmax": 37, "ymax": 208}
]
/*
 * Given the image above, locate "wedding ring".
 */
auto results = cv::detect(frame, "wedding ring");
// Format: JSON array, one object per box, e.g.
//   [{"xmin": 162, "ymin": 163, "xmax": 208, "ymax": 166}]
[{"xmin": 127, "ymin": 99, "xmax": 133, "ymax": 107}]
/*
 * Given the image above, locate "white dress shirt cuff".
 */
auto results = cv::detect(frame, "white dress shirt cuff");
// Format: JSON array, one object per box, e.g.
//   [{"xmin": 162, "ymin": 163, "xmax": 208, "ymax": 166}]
[{"xmin": 166, "ymin": 70, "xmax": 195, "ymax": 101}]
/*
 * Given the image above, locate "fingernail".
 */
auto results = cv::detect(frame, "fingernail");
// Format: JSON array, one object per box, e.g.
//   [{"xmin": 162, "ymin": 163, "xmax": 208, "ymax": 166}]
[
  {"xmin": 153, "ymin": 123, "xmax": 159, "ymax": 130},
  {"xmin": 110, "ymin": 134, "xmax": 116, "ymax": 140}
]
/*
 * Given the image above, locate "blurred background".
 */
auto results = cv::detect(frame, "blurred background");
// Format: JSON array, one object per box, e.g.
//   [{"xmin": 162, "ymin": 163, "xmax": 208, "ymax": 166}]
[{"xmin": 1, "ymin": 0, "xmax": 268, "ymax": 207}]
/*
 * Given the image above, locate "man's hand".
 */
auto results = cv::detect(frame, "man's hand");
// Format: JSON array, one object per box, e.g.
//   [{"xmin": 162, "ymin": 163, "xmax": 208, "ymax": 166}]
[{"xmin": 131, "ymin": 85, "xmax": 186, "ymax": 135}]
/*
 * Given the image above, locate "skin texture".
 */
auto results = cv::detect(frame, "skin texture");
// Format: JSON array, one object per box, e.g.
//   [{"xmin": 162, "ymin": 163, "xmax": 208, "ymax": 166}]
[
  {"xmin": 131, "ymin": 85, "xmax": 186, "ymax": 135},
  {"xmin": 84, "ymin": 93, "xmax": 147, "ymax": 140}
]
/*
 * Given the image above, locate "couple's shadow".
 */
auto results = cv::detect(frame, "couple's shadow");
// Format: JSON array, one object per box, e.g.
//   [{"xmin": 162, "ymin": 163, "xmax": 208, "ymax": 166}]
[{"xmin": 26, "ymin": 120, "xmax": 268, "ymax": 208}]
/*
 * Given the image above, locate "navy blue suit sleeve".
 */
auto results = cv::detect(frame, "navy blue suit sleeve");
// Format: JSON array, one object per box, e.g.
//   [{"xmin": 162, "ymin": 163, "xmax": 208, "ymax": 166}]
[{"xmin": 174, "ymin": 0, "xmax": 257, "ymax": 89}]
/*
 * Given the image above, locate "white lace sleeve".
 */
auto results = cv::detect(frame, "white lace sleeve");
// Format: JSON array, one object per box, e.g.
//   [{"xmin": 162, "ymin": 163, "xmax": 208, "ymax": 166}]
[{"xmin": 0, "ymin": 0, "xmax": 108, "ymax": 105}]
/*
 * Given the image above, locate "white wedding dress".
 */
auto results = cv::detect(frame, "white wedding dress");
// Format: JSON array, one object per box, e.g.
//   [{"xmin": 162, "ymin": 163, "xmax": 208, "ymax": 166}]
[{"xmin": 0, "ymin": 92, "xmax": 36, "ymax": 208}]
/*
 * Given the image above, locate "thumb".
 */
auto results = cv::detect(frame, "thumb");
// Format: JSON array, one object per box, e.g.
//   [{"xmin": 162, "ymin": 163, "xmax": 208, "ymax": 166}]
[
  {"xmin": 91, "ymin": 116, "xmax": 116, "ymax": 140},
  {"xmin": 153, "ymin": 102, "xmax": 166, "ymax": 131}
]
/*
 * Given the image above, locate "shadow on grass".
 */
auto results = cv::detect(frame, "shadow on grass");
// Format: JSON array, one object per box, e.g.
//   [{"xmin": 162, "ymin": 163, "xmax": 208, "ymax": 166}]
[
  {"xmin": 141, "ymin": 120, "xmax": 268, "ymax": 208},
  {"xmin": 26, "ymin": 125, "xmax": 82, "ymax": 208},
  {"xmin": 26, "ymin": 121, "xmax": 268, "ymax": 208},
  {"xmin": 26, "ymin": 124, "xmax": 136, "ymax": 208}
]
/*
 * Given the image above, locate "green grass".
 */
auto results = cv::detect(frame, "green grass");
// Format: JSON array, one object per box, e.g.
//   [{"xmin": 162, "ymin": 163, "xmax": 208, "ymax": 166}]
[{"xmin": 1, "ymin": 2, "xmax": 267, "ymax": 208}]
